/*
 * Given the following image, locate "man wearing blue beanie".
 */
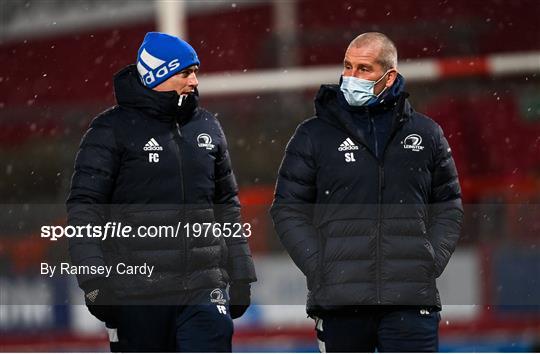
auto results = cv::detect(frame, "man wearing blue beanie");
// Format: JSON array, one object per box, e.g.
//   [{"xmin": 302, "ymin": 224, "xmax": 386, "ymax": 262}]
[{"xmin": 67, "ymin": 32, "xmax": 257, "ymax": 352}]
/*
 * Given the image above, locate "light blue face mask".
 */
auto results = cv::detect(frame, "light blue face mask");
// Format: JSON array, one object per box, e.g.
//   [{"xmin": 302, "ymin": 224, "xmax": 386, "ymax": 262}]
[{"xmin": 340, "ymin": 70, "xmax": 391, "ymax": 106}]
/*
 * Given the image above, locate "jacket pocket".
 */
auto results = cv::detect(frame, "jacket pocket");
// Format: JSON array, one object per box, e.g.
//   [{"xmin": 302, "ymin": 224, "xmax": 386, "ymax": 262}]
[
  {"xmin": 423, "ymin": 239, "xmax": 437, "ymax": 278},
  {"xmin": 420, "ymin": 219, "xmax": 428, "ymax": 235},
  {"xmin": 305, "ymin": 230, "xmax": 324, "ymax": 291},
  {"xmin": 423, "ymin": 240, "xmax": 435, "ymax": 261},
  {"xmin": 315, "ymin": 230, "xmax": 326, "ymax": 289},
  {"xmin": 219, "ymin": 236, "xmax": 229, "ymax": 268}
]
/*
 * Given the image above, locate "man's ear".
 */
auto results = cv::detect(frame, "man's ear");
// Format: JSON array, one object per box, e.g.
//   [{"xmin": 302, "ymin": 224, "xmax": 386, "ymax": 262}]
[{"xmin": 386, "ymin": 69, "xmax": 398, "ymax": 88}]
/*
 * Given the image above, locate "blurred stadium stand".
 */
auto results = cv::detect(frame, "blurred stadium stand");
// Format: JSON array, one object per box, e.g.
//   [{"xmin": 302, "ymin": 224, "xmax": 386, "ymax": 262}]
[{"xmin": 1, "ymin": 0, "xmax": 539, "ymax": 352}]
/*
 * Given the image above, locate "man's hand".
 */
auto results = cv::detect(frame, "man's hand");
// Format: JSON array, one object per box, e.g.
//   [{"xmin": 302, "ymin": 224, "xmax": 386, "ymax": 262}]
[
  {"xmin": 81, "ymin": 278, "xmax": 118, "ymax": 324},
  {"xmin": 229, "ymin": 283, "xmax": 251, "ymax": 319}
]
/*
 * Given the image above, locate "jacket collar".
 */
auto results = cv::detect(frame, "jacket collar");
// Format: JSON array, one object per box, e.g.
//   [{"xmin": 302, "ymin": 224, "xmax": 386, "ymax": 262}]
[
  {"xmin": 314, "ymin": 84, "xmax": 412, "ymax": 152},
  {"xmin": 113, "ymin": 64, "xmax": 198, "ymax": 124}
]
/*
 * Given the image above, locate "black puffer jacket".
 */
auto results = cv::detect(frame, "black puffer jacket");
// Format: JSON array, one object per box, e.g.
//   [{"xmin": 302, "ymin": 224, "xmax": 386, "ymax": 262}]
[
  {"xmin": 67, "ymin": 65, "xmax": 256, "ymax": 298},
  {"xmin": 270, "ymin": 84, "xmax": 463, "ymax": 314}
]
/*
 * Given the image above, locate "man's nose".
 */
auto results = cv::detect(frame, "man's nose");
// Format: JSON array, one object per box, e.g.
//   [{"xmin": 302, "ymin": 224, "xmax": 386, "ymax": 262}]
[
  {"xmin": 188, "ymin": 73, "xmax": 198, "ymax": 86},
  {"xmin": 349, "ymin": 69, "xmax": 362, "ymax": 78},
  {"xmin": 342, "ymin": 68, "xmax": 358, "ymax": 78}
]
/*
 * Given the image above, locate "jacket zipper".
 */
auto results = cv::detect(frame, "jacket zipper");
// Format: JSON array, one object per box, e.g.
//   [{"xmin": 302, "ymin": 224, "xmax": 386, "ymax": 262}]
[
  {"xmin": 373, "ymin": 106, "xmax": 404, "ymax": 304},
  {"xmin": 376, "ymin": 164, "xmax": 384, "ymax": 303},
  {"xmin": 367, "ymin": 110, "xmax": 383, "ymax": 304},
  {"xmin": 370, "ymin": 117, "xmax": 379, "ymax": 159},
  {"xmin": 174, "ymin": 122, "xmax": 185, "ymax": 204},
  {"xmin": 173, "ymin": 121, "xmax": 188, "ymax": 289}
]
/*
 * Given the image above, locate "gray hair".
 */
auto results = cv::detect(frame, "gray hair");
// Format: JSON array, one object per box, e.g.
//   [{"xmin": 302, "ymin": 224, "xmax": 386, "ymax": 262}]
[{"xmin": 348, "ymin": 32, "xmax": 398, "ymax": 70}]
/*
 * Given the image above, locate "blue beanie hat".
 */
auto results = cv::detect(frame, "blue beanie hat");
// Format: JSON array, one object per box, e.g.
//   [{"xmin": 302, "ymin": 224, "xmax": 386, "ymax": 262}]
[{"xmin": 136, "ymin": 32, "xmax": 200, "ymax": 88}]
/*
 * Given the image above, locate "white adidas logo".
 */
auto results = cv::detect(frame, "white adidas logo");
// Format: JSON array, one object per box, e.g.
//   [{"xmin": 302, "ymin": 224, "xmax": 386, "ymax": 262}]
[
  {"xmin": 137, "ymin": 48, "xmax": 181, "ymax": 87},
  {"xmin": 143, "ymin": 138, "xmax": 163, "ymax": 151},
  {"xmin": 338, "ymin": 138, "xmax": 359, "ymax": 151}
]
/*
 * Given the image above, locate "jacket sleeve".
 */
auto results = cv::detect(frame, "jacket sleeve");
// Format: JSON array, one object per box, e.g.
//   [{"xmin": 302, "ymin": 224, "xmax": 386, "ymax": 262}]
[
  {"xmin": 66, "ymin": 115, "xmax": 120, "ymax": 287},
  {"xmin": 213, "ymin": 122, "xmax": 257, "ymax": 284},
  {"xmin": 270, "ymin": 124, "xmax": 319, "ymax": 279},
  {"xmin": 428, "ymin": 124, "xmax": 464, "ymax": 278}
]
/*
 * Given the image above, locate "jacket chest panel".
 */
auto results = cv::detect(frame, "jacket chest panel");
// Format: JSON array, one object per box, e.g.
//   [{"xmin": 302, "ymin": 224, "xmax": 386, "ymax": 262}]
[
  {"xmin": 180, "ymin": 130, "xmax": 218, "ymax": 183},
  {"xmin": 314, "ymin": 126, "xmax": 434, "ymax": 204},
  {"xmin": 316, "ymin": 132, "xmax": 378, "ymax": 201},
  {"xmin": 319, "ymin": 139, "xmax": 373, "ymax": 178},
  {"xmin": 122, "ymin": 131, "xmax": 180, "ymax": 175},
  {"xmin": 115, "ymin": 123, "xmax": 218, "ymax": 197},
  {"xmin": 383, "ymin": 130, "xmax": 434, "ymax": 204}
]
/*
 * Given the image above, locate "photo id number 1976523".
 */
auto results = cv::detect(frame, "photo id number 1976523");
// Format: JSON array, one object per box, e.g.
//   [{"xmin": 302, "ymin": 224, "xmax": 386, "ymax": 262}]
[{"xmin": 184, "ymin": 222, "xmax": 252, "ymax": 238}]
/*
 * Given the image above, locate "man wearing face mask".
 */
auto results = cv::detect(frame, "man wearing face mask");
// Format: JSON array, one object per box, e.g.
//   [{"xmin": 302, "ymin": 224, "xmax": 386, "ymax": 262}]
[
  {"xmin": 271, "ymin": 32, "xmax": 462, "ymax": 352},
  {"xmin": 67, "ymin": 32, "xmax": 256, "ymax": 352}
]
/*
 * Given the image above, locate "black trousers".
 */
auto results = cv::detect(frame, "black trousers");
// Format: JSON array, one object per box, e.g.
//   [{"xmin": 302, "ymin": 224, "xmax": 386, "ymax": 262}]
[
  {"xmin": 105, "ymin": 288, "xmax": 233, "ymax": 352},
  {"xmin": 314, "ymin": 307, "xmax": 440, "ymax": 352}
]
